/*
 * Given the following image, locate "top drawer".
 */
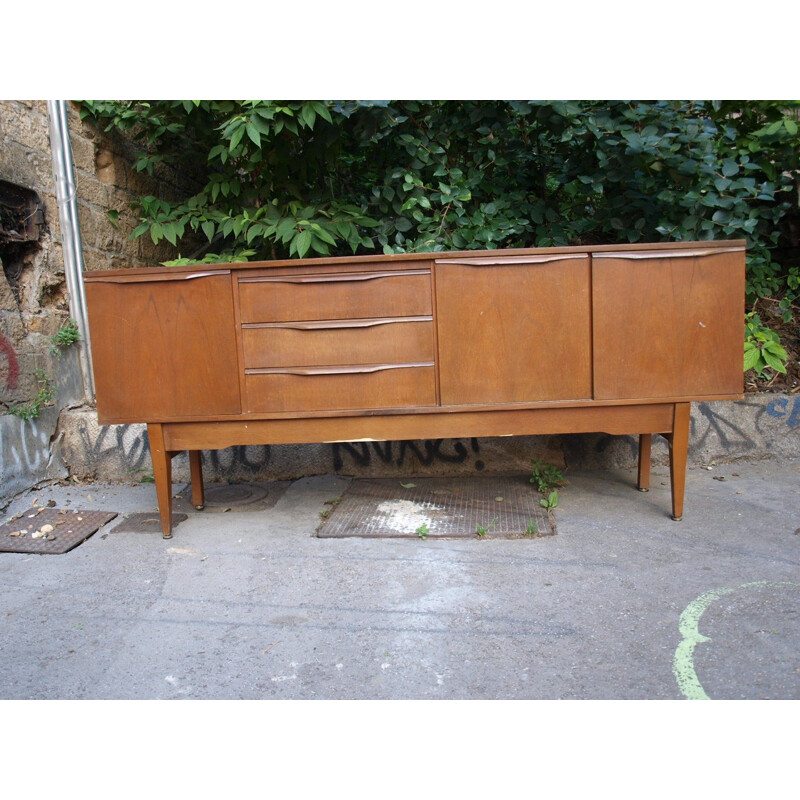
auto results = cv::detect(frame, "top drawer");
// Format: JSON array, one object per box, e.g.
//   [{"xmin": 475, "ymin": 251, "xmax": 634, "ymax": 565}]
[{"xmin": 238, "ymin": 269, "xmax": 432, "ymax": 323}]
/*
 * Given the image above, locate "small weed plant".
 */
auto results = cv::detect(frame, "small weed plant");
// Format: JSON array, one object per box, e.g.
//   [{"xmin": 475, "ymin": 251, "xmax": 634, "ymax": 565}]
[
  {"xmin": 744, "ymin": 312, "xmax": 788, "ymax": 377},
  {"xmin": 524, "ymin": 520, "xmax": 539, "ymax": 536},
  {"xmin": 540, "ymin": 490, "xmax": 559, "ymax": 512},
  {"xmin": 529, "ymin": 461, "xmax": 567, "ymax": 493},
  {"xmin": 476, "ymin": 517, "xmax": 498, "ymax": 538},
  {"xmin": 8, "ymin": 369, "xmax": 55, "ymax": 422},
  {"xmin": 49, "ymin": 319, "xmax": 80, "ymax": 355},
  {"xmin": 415, "ymin": 523, "xmax": 430, "ymax": 540}
]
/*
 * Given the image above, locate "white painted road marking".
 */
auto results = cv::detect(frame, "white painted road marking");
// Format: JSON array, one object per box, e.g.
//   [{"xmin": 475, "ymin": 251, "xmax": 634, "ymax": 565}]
[{"xmin": 673, "ymin": 581, "xmax": 800, "ymax": 700}]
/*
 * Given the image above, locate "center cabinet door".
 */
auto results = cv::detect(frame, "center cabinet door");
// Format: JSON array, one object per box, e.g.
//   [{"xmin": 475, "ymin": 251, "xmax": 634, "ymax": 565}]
[{"xmin": 434, "ymin": 254, "xmax": 593, "ymax": 405}]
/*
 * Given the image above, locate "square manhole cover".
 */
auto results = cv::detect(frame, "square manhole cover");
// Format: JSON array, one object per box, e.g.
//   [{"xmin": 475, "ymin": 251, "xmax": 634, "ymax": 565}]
[
  {"xmin": 0, "ymin": 508, "xmax": 118, "ymax": 554},
  {"xmin": 317, "ymin": 475, "xmax": 556, "ymax": 539}
]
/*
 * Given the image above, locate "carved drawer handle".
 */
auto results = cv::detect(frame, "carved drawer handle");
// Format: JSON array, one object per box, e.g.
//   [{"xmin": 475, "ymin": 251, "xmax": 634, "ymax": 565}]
[
  {"xmin": 435, "ymin": 254, "xmax": 587, "ymax": 265},
  {"xmin": 243, "ymin": 316, "xmax": 432, "ymax": 331},
  {"xmin": 89, "ymin": 270, "xmax": 230, "ymax": 283},
  {"xmin": 240, "ymin": 270, "xmax": 428, "ymax": 285},
  {"xmin": 247, "ymin": 362, "xmax": 433, "ymax": 376},
  {"xmin": 593, "ymin": 247, "xmax": 745, "ymax": 260}
]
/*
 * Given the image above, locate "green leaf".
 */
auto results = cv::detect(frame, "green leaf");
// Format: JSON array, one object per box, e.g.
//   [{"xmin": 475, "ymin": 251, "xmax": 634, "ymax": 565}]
[
  {"xmin": 295, "ymin": 229, "xmax": 312, "ymax": 258},
  {"xmin": 313, "ymin": 101, "xmax": 333, "ymax": 124},
  {"xmin": 762, "ymin": 348, "xmax": 787, "ymax": 373},
  {"xmin": 743, "ymin": 344, "xmax": 761, "ymax": 372},
  {"xmin": 312, "ymin": 226, "xmax": 337, "ymax": 246},
  {"xmin": 246, "ymin": 123, "xmax": 261, "ymax": 148},
  {"xmin": 712, "ymin": 209, "xmax": 732, "ymax": 224},
  {"xmin": 230, "ymin": 124, "xmax": 245, "ymax": 150},
  {"xmin": 310, "ymin": 234, "xmax": 330, "ymax": 255},
  {"xmin": 201, "ymin": 220, "xmax": 215, "ymax": 242},
  {"xmin": 721, "ymin": 159, "xmax": 739, "ymax": 177},
  {"xmin": 299, "ymin": 104, "xmax": 316, "ymax": 129},
  {"xmin": 246, "ymin": 223, "xmax": 264, "ymax": 244},
  {"xmin": 162, "ymin": 223, "xmax": 177, "ymax": 245},
  {"xmin": 764, "ymin": 341, "xmax": 788, "ymax": 361}
]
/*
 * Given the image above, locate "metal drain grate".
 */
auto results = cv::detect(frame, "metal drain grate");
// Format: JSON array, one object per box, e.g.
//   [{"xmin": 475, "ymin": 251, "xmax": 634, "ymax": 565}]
[
  {"xmin": 177, "ymin": 481, "xmax": 290, "ymax": 513},
  {"xmin": 317, "ymin": 475, "xmax": 556, "ymax": 539},
  {"xmin": 0, "ymin": 508, "xmax": 118, "ymax": 554}
]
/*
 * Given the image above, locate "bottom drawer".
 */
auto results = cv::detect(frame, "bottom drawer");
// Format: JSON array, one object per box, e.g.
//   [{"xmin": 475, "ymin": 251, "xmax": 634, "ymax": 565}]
[{"xmin": 245, "ymin": 365, "xmax": 436, "ymax": 413}]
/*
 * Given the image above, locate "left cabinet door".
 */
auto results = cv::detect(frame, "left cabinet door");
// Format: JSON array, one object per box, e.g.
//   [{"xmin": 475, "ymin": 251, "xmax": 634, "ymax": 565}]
[{"xmin": 86, "ymin": 271, "xmax": 242, "ymax": 423}]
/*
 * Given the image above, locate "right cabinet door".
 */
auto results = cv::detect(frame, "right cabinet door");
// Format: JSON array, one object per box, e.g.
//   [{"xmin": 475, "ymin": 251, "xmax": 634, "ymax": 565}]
[
  {"xmin": 592, "ymin": 247, "xmax": 745, "ymax": 400},
  {"xmin": 435, "ymin": 254, "xmax": 592, "ymax": 405}
]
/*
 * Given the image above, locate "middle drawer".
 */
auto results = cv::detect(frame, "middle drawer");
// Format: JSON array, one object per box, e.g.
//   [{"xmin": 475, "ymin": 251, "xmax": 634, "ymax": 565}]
[{"xmin": 242, "ymin": 317, "xmax": 434, "ymax": 369}]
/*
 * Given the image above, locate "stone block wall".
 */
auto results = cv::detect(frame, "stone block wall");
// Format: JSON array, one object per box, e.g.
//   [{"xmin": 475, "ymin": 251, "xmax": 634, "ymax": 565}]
[
  {"xmin": 0, "ymin": 100, "xmax": 197, "ymax": 506},
  {"xmin": 1, "ymin": 101, "xmax": 68, "ymax": 410}
]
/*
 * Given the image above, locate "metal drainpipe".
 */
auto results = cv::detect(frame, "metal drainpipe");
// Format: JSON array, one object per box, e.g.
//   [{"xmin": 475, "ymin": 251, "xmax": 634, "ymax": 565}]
[{"xmin": 47, "ymin": 99, "xmax": 95, "ymax": 400}]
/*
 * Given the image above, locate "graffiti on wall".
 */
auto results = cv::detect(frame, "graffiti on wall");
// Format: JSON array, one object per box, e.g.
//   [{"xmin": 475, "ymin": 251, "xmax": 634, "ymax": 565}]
[
  {"xmin": 76, "ymin": 422, "xmax": 151, "ymax": 475},
  {"xmin": 692, "ymin": 401, "xmax": 764, "ymax": 452},
  {"xmin": 75, "ymin": 419, "xmax": 487, "ymax": 478},
  {"xmin": 763, "ymin": 395, "xmax": 800, "ymax": 429},
  {"xmin": 568, "ymin": 398, "xmax": 798, "ymax": 467},
  {"xmin": 68, "ymin": 396, "xmax": 798, "ymax": 482},
  {"xmin": 1, "ymin": 417, "xmax": 52, "ymax": 474},
  {"xmin": 76, "ymin": 421, "xmax": 279, "ymax": 477},
  {"xmin": 331, "ymin": 438, "xmax": 484, "ymax": 472}
]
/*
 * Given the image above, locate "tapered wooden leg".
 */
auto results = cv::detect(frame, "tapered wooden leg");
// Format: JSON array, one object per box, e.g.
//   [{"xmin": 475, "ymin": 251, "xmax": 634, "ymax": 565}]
[
  {"xmin": 637, "ymin": 433, "xmax": 652, "ymax": 491},
  {"xmin": 189, "ymin": 450, "xmax": 205, "ymax": 510},
  {"xmin": 148, "ymin": 423, "xmax": 175, "ymax": 539},
  {"xmin": 668, "ymin": 403, "xmax": 691, "ymax": 521}
]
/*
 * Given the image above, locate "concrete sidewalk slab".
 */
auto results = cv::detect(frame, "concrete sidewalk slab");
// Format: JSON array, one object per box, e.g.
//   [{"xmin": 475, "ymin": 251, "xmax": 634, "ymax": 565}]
[{"xmin": 0, "ymin": 459, "xmax": 798, "ymax": 700}]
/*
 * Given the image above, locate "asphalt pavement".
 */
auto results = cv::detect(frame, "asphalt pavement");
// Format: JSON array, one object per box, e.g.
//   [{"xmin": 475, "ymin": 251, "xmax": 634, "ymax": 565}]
[{"xmin": 1, "ymin": 459, "xmax": 798, "ymax": 700}]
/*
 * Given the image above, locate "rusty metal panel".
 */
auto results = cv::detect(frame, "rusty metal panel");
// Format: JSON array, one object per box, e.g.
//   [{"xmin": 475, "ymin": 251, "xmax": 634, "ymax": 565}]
[{"xmin": 0, "ymin": 508, "xmax": 118, "ymax": 554}]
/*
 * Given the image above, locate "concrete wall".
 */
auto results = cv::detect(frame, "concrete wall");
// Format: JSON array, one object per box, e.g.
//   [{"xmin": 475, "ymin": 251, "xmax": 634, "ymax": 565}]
[{"xmin": 57, "ymin": 394, "xmax": 800, "ymax": 486}]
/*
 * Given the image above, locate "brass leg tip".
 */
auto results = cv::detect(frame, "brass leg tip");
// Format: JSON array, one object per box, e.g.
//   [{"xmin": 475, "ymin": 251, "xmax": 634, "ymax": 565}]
[
  {"xmin": 194, "ymin": 505, "xmax": 204, "ymax": 511},
  {"xmin": 638, "ymin": 487, "xmax": 649, "ymax": 492},
  {"xmin": 162, "ymin": 532, "xmax": 173, "ymax": 539},
  {"xmin": 671, "ymin": 515, "xmax": 682, "ymax": 522}
]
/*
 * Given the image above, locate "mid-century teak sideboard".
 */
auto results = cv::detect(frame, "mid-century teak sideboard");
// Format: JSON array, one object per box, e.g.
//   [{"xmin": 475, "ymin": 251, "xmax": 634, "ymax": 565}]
[{"xmin": 84, "ymin": 240, "xmax": 746, "ymax": 538}]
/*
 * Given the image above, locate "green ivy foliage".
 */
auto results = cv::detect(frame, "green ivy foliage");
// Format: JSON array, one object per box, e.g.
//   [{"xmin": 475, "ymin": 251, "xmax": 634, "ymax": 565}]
[{"xmin": 79, "ymin": 100, "xmax": 800, "ymax": 316}]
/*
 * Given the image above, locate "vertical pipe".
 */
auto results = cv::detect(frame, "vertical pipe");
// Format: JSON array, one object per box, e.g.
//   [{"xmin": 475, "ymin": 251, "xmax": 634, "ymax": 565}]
[{"xmin": 46, "ymin": 99, "xmax": 95, "ymax": 399}]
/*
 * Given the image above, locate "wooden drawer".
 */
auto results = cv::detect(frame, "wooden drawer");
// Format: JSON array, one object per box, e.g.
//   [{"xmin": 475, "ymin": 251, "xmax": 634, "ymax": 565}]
[
  {"xmin": 245, "ymin": 364, "xmax": 436, "ymax": 413},
  {"xmin": 238, "ymin": 270, "xmax": 432, "ymax": 323},
  {"xmin": 242, "ymin": 317, "xmax": 434, "ymax": 369}
]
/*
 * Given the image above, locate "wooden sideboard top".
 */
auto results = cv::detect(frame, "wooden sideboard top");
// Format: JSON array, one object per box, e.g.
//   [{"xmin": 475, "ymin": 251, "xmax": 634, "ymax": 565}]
[{"xmin": 83, "ymin": 239, "xmax": 747, "ymax": 280}]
